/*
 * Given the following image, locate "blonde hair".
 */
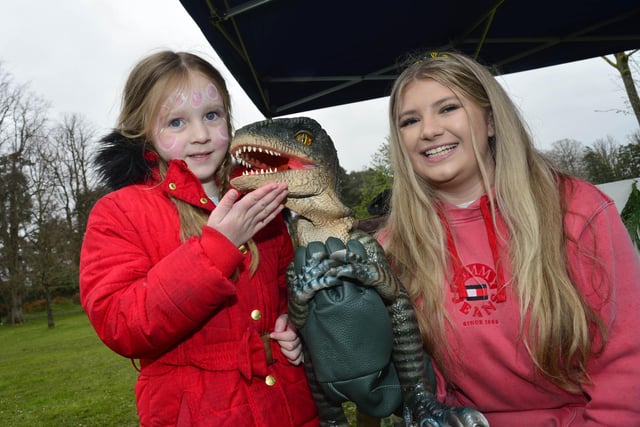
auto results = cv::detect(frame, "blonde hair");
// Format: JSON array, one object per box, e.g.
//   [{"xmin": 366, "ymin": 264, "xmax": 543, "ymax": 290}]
[
  {"xmin": 383, "ymin": 52, "xmax": 605, "ymax": 392},
  {"xmin": 117, "ymin": 50, "xmax": 259, "ymax": 271}
]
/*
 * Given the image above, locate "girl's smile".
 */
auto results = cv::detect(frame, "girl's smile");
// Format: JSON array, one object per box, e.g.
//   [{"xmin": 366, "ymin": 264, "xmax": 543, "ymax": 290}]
[{"xmin": 398, "ymin": 78, "xmax": 494, "ymax": 205}]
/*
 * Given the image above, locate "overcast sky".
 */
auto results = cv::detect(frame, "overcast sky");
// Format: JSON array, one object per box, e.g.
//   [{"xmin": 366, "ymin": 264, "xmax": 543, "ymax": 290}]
[{"xmin": 1, "ymin": 0, "xmax": 638, "ymax": 172}]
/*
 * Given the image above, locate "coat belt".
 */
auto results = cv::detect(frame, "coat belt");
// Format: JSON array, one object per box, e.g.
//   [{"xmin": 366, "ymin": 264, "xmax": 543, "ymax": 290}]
[{"xmin": 237, "ymin": 328, "xmax": 275, "ymax": 379}]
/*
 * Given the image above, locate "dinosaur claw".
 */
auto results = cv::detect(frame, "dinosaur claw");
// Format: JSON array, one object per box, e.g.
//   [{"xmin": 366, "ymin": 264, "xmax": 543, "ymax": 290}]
[
  {"xmin": 420, "ymin": 418, "xmax": 440, "ymax": 427},
  {"xmin": 419, "ymin": 408, "xmax": 490, "ymax": 427},
  {"xmin": 325, "ymin": 236, "xmax": 346, "ymax": 253},
  {"xmin": 328, "ymin": 249, "xmax": 347, "ymax": 262}
]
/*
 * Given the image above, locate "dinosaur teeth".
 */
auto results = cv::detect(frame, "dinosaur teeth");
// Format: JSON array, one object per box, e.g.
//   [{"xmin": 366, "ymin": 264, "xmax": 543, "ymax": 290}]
[
  {"xmin": 240, "ymin": 167, "xmax": 278, "ymax": 176},
  {"xmin": 242, "ymin": 166, "xmax": 278, "ymax": 176},
  {"xmin": 233, "ymin": 146, "xmax": 282, "ymax": 158}
]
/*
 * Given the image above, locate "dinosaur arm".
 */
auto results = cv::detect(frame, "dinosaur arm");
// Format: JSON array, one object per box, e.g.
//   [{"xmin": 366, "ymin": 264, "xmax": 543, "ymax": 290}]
[
  {"xmin": 323, "ymin": 235, "xmax": 399, "ymax": 302},
  {"xmin": 287, "ymin": 242, "xmax": 343, "ymax": 328}
]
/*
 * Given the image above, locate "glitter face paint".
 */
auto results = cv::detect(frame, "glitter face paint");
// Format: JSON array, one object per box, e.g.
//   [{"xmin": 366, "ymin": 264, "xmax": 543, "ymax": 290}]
[
  {"xmin": 152, "ymin": 73, "xmax": 229, "ymax": 195},
  {"xmin": 191, "ymin": 89, "xmax": 203, "ymax": 108}
]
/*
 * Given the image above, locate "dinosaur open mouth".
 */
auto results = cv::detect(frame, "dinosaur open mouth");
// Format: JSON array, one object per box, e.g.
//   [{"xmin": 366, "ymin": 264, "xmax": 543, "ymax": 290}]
[{"xmin": 233, "ymin": 145, "xmax": 315, "ymax": 174}]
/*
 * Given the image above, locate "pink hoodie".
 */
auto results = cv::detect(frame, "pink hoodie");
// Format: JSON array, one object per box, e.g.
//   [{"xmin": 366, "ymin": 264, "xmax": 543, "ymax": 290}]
[{"xmin": 386, "ymin": 177, "xmax": 640, "ymax": 426}]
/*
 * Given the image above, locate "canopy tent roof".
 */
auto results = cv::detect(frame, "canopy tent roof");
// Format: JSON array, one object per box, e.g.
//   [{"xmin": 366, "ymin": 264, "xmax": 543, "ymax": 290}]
[{"xmin": 179, "ymin": 0, "xmax": 640, "ymax": 118}]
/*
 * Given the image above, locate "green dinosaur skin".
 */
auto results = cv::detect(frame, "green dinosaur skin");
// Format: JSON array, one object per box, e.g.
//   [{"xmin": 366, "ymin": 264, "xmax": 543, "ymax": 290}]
[{"xmin": 230, "ymin": 117, "xmax": 489, "ymax": 427}]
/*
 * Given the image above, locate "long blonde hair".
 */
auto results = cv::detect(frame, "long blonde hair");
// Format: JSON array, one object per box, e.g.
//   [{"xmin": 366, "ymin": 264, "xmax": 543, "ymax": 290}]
[
  {"xmin": 383, "ymin": 52, "xmax": 605, "ymax": 392},
  {"xmin": 116, "ymin": 50, "xmax": 259, "ymax": 269}
]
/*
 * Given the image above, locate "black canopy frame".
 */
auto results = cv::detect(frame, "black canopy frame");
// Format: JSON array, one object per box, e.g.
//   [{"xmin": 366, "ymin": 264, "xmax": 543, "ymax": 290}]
[{"xmin": 179, "ymin": 0, "xmax": 640, "ymax": 118}]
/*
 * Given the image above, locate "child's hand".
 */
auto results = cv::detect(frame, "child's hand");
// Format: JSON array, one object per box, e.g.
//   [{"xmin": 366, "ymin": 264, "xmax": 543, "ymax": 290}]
[
  {"xmin": 207, "ymin": 182, "xmax": 287, "ymax": 246},
  {"xmin": 270, "ymin": 314, "xmax": 304, "ymax": 365}
]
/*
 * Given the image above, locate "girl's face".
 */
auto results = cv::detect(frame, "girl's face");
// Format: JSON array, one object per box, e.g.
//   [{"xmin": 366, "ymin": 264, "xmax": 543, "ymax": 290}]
[
  {"xmin": 397, "ymin": 78, "xmax": 495, "ymax": 205},
  {"xmin": 152, "ymin": 72, "xmax": 229, "ymax": 196}
]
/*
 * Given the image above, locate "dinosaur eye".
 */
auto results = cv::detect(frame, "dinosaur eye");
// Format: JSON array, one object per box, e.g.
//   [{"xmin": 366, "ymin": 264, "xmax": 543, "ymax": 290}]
[{"xmin": 295, "ymin": 131, "xmax": 313, "ymax": 145}]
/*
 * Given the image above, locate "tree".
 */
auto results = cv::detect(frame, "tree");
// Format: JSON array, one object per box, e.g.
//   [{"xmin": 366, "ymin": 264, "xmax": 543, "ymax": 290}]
[
  {"xmin": 49, "ymin": 114, "xmax": 100, "ymax": 267},
  {"xmin": 0, "ymin": 65, "xmax": 104, "ymax": 327},
  {"xmin": 621, "ymin": 181, "xmax": 640, "ymax": 250},
  {"xmin": 602, "ymin": 50, "xmax": 640, "ymax": 127},
  {"xmin": 616, "ymin": 136, "xmax": 640, "ymax": 180},
  {"xmin": 545, "ymin": 138, "xmax": 588, "ymax": 179},
  {"xmin": 21, "ymin": 114, "xmax": 100, "ymax": 327},
  {"xmin": 369, "ymin": 141, "xmax": 393, "ymax": 179},
  {"xmin": 0, "ymin": 161, "xmax": 32, "ymax": 324},
  {"xmin": 347, "ymin": 168, "xmax": 380, "ymax": 219},
  {"xmin": 581, "ymin": 136, "xmax": 621, "ymax": 184},
  {"xmin": 336, "ymin": 142, "xmax": 393, "ymax": 220},
  {"xmin": 0, "ymin": 65, "xmax": 49, "ymax": 324},
  {"xmin": 354, "ymin": 141, "xmax": 393, "ymax": 219},
  {"xmin": 336, "ymin": 166, "xmax": 360, "ymax": 210},
  {"xmin": 23, "ymin": 129, "xmax": 56, "ymax": 327}
]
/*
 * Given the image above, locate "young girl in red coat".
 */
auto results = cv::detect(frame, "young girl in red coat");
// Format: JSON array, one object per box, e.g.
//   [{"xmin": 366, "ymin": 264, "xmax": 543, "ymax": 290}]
[
  {"xmin": 380, "ymin": 51, "xmax": 640, "ymax": 426},
  {"xmin": 79, "ymin": 50, "xmax": 319, "ymax": 426}
]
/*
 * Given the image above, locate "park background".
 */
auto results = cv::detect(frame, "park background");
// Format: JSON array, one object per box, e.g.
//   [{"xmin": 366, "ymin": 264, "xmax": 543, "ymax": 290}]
[{"xmin": 1, "ymin": 1, "xmax": 639, "ymax": 426}]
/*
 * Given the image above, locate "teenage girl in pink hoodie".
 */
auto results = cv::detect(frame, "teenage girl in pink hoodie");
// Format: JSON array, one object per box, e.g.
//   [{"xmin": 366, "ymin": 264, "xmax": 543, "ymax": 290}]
[{"xmin": 379, "ymin": 51, "xmax": 640, "ymax": 426}]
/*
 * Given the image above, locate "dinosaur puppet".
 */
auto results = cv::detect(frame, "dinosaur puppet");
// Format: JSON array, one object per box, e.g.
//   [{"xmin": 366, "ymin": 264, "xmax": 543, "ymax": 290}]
[{"xmin": 230, "ymin": 117, "xmax": 489, "ymax": 427}]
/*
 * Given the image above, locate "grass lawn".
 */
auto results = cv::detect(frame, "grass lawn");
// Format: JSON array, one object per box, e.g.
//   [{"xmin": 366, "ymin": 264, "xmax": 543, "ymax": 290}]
[
  {"xmin": 0, "ymin": 304, "xmax": 401, "ymax": 426},
  {"xmin": 0, "ymin": 306, "xmax": 139, "ymax": 426}
]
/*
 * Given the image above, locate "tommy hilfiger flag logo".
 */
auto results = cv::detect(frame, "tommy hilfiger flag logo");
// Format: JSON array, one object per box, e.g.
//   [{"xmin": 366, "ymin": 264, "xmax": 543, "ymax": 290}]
[{"xmin": 465, "ymin": 284, "xmax": 489, "ymax": 301}]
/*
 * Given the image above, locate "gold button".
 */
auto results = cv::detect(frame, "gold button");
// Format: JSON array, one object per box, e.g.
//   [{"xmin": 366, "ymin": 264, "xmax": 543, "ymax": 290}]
[
  {"xmin": 250, "ymin": 309, "xmax": 262, "ymax": 321},
  {"xmin": 168, "ymin": 182, "xmax": 177, "ymax": 190},
  {"xmin": 265, "ymin": 375, "xmax": 276, "ymax": 386},
  {"xmin": 199, "ymin": 197, "xmax": 208, "ymax": 204}
]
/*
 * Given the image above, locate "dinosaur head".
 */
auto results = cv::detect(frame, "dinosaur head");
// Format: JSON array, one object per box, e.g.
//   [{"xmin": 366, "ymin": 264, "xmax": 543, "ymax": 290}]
[{"xmin": 230, "ymin": 117, "xmax": 344, "ymax": 219}]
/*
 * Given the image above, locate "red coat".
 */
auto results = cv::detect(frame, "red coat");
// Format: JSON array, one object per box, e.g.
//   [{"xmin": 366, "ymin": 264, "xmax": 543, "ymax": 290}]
[{"xmin": 80, "ymin": 159, "xmax": 318, "ymax": 426}]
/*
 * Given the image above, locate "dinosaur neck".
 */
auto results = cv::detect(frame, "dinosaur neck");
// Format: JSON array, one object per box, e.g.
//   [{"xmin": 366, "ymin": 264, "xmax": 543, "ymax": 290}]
[
  {"xmin": 288, "ymin": 191, "xmax": 354, "ymax": 246},
  {"xmin": 294, "ymin": 216, "xmax": 353, "ymax": 246}
]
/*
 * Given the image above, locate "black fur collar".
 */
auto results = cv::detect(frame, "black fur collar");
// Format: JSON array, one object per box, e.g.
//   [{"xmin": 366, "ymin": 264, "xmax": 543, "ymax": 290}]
[{"xmin": 94, "ymin": 130, "xmax": 154, "ymax": 191}]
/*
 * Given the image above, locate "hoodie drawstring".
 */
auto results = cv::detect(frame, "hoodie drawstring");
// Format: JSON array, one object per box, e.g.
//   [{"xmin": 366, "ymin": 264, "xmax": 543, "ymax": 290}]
[
  {"xmin": 479, "ymin": 196, "xmax": 507, "ymax": 302},
  {"xmin": 440, "ymin": 195, "xmax": 506, "ymax": 303}
]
